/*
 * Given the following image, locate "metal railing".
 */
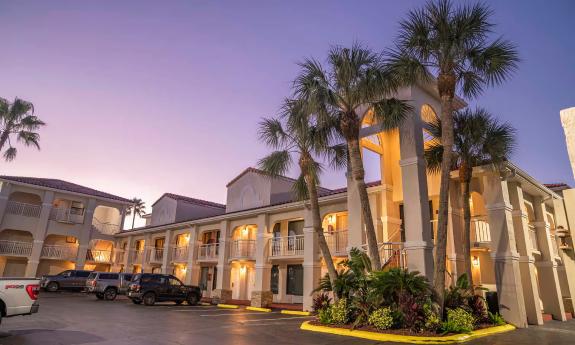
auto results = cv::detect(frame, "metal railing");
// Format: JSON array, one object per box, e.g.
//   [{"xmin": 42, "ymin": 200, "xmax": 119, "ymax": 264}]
[
  {"xmin": 5, "ymin": 201, "xmax": 42, "ymax": 218},
  {"xmin": 147, "ymin": 248, "xmax": 164, "ymax": 263},
  {"xmin": 130, "ymin": 249, "xmax": 145, "ymax": 263},
  {"xmin": 41, "ymin": 244, "xmax": 78, "ymax": 260},
  {"xmin": 362, "ymin": 242, "xmax": 407, "ymax": 269},
  {"xmin": 269, "ymin": 235, "xmax": 305, "ymax": 257},
  {"xmin": 471, "ymin": 216, "xmax": 491, "ymax": 243},
  {"xmin": 49, "ymin": 207, "xmax": 84, "ymax": 224},
  {"xmin": 229, "ymin": 239, "xmax": 255, "ymax": 259},
  {"xmin": 86, "ymin": 249, "xmax": 112, "ymax": 263},
  {"xmin": 529, "ymin": 225, "xmax": 539, "ymax": 252},
  {"xmin": 198, "ymin": 243, "xmax": 219, "ymax": 260},
  {"xmin": 92, "ymin": 217, "xmax": 121, "ymax": 235},
  {"xmin": 0, "ymin": 240, "xmax": 33, "ymax": 256},
  {"xmin": 115, "ymin": 250, "xmax": 126, "ymax": 263},
  {"xmin": 324, "ymin": 230, "xmax": 348, "ymax": 256},
  {"xmin": 172, "ymin": 245, "xmax": 189, "ymax": 262}
]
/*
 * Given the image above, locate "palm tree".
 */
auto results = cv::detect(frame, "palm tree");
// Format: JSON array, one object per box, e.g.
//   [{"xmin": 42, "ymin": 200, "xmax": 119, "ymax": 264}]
[
  {"xmin": 0, "ymin": 97, "xmax": 46, "ymax": 161},
  {"xmin": 258, "ymin": 99, "xmax": 346, "ymax": 297},
  {"xmin": 386, "ymin": 0, "xmax": 519, "ymax": 305},
  {"xmin": 424, "ymin": 108, "xmax": 515, "ymax": 286},
  {"xmin": 294, "ymin": 43, "xmax": 411, "ymax": 270},
  {"xmin": 126, "ymin": 198, "xmax": 146, "ymax": 229}
]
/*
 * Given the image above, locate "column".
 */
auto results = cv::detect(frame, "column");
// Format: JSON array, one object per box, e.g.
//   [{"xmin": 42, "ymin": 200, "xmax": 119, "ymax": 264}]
[
  {"xmin": 25, "ymin": 239, "xmax": 44, "ymax": 277},
  {"xmin": 161, "ymin": 229, "xmax": 173, "ymax": 274},
  {"xmin": 185, "ymin": 226, "xmax": 199, "ymax": 285},
  {"xmin": 141, "ymin": 233, "xmax": 151, "ymax": 272},
  {"xmin": 303, "ymin": 208, "xmax": 321, "ymax": 311},
  {"xmin": 482, "ymin": 174, "xmax": 527, "ymax": 328},
  {"xmin": 26, "ymin": 191, "xmax": 55, "ymax": 277},
  {"xmin": 252, "ymin": 214, "xmax": 273, "ymax": 307},
  {"xmin": 214, "ymin": 220, "xmax": 232, "ymax": 303},
  {"xmin": 533, "ymin": 196, "xmax": 566, "ymax": 321},
  {"xmin": 446, "ymin": 180, "xmax": 465, "ymax": 286},
  {"xmin": 122, "ymin": 236, "xmax": 133, "ymax": 271},
  {"xmin": 75, "ymin": 199, "xmax": 97, "ymax": 270},
  {"xmin": 398, "ymin": 102, "xmax": 434, "ymax": 280},
  {"xmin": 552, "ymin": 196, "xmax": 575, "ymax": 316},
  {"xmin": 0, "ymin": 182, "xmax": 12, "ymax": 224},
  {"xmin": 508, "ymin": 182, "xmax": 544, "ymax": 325}
]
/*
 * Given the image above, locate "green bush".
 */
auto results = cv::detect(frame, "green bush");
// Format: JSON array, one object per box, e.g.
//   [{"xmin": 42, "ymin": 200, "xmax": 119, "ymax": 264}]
[
  {"xmin": 423, "ymin": 302, "xmax": 442, "ymax": 332},
  {"xmin": 331, "ymin": 298, "xmax": 349, "ymax": 324},
  {"xmin": 368, "ymin": 307, "xmax": 394, "ymax": 330},
  {"xmin": 318, "ymin": 307, "xmax": 333, "ymax": 324},
  {"xmin": 441, "ymin": 308, "xmax": 476, "ymax": 334},
  {"xmin": 488, "ymin": 312, "xmax": 506, "ymax": 326}
]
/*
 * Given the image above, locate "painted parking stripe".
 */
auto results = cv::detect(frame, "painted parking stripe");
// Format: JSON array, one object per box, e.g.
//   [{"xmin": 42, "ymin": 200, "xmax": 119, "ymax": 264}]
[
  {"xmin": 240, "ymin": 316, "xmax": 313, "ymax": 322},
  {"xmin": 200, "ymin": 311, "xmax": 281, "ymax": 317},
  {"xmin": 172, "ymin": 308, "xmax": 243, "ymax": 313}
]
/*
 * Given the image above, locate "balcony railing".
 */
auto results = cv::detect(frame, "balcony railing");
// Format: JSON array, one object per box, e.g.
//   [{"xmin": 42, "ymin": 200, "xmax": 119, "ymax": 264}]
[
  {"xmin": 324, "ymin": 230, "xmax": 348, "ymax": 256},
  {"xmin": 147, "ymin": 248, "xmax": 164, "ymax": 263},
  {"xmin": 49, "ymin": 207, "xmax": 84, "ymax": 224},
  {"xmin": 86, "ymin": 249, "xmax": 112, "ymax": 263},
  {"xmin": 198, "ymin": 243, "xmax": 219, "ymax": 261},
  {"xmin": 172, "ymin": 245, "xmax": 189, "ymax": 262},
  {"xmin": 5, "ymin": 201, "xmax": 42, "ymax": 218},
  {"xmin": 114, "ymin": 250, "xmax": 126, "ymax": 263},
  {"xmin": 130, "ymin": 250, "xmax": 145, "ymax": 263},
  {"xmin": 92, "ymin": 217, "xmax": 121, "ymax": 235},
  {"xmin": 362, "ymin": 242, "xmax": 407, "ymax": 269},
  {"xmin": 471, "ymin": 216, "xmax": 491, "ymax": 244},
  {"xmin": 229, "ymin": 239, "xmax": 255, "ymax": 260},
  {"xmin": 529, "ymin": 225, "xmax": 539, "ymax": 252},
  {"xmin": 0, "ymin": 240, "xmax": 33, "ymax": 256},
  {"xmin": 41, "ymin": 244, "xmax": 78, "ymax": 260},
  {"xmin": 270, "ymin": 235, "xmax": 305, "ymax": 257}
]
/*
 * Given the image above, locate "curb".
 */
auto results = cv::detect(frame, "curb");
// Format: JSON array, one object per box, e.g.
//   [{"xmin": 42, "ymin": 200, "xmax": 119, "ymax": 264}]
[
  {"xmin": 200, "ymin": 302, "xmax": 212, "ymax": 306},
  {"xmin": 246, "ymin": 306, "xmax": 272, "ymax": 312},
  {"xmin": 281, "ymin": 310, "xmax": 311, "ymax": 316},
  {"xmin": 217, "ymin": 304, "xmax": 240, "ymax": 309},
  {"xmin": 300, "ymin": 321, "xmax": 515, "ymax": 344}
]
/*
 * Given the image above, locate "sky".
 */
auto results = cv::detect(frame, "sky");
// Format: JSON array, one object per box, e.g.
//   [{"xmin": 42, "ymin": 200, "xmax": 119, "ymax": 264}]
[{"xmin": 0, "ymin": 0, "xmax": 574, "ymax": 228}]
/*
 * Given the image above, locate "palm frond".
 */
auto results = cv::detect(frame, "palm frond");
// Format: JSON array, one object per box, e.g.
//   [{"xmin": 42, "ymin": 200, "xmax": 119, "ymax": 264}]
[
  {"xmin": 258, "ymin": 117, "xmax": 289, "ymax": 149},
  {"xmin": 257, "ymin": 150, "xmax": 292, "ymax": 178},
  {"xmin": 371, "ymin": 98, "xmax": 412, "ymax": 131}
]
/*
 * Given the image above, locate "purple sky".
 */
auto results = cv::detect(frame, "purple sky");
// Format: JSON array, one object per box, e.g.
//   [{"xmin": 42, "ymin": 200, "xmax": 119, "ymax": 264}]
[{"xmin": 1, "ymin": 1, "xmax": 574, "ymax": 227}]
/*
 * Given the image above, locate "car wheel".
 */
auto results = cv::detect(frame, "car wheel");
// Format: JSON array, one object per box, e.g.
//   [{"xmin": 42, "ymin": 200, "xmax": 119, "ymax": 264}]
[
  {"xmin": 96, "ymin": 293, "xmax": 105, "ymax": 300},
  {"xmin": 104, "ymin": 288, "xmax": 118, "ymax": 301},
  {"xmin": 186, "ymin": 293, "xmax": 199, "ymax": 306},
  {"xmin": 132, "ymin": 299, "xmax": 142, "ymax": 305},
  {"xmin": 143, "ymin": 292, "xmax": 156, "ymax": 306},
  {"xmin": 46, "ymin": 282, "xmax": 59, "ymax": 292},
  {"xmin": 175, "ymin": 300, "xmax": 183, "ymax": 305}
]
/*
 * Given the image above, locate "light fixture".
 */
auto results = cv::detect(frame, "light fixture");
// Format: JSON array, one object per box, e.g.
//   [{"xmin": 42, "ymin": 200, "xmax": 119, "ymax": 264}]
[
  {"xmin": 242, "ymin": 226, "xmax": 249, "ymax": 236},
  {"xmin": 472, "ymin": 256, "xmax": 480, "ymax": 267},
  {"xmin": 181, "ymin": 266, "xmax": 187, "ymax": 273},
  {"xmin": 328, "ymin": 215, "xmax": 335, "ymax": 224},
  {"xmin": 240, "ymin": 265, "xmax": 246, "ymax": 274}
]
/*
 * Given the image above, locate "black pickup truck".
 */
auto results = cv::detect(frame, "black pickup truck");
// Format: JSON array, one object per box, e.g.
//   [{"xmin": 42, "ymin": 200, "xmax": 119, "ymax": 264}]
[{"xmin": 127, "ymin": 274, "xmax": 201, "ymax": 306}]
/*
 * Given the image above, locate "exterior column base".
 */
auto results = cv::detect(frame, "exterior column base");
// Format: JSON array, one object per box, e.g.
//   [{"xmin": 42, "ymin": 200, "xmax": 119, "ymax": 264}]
[
  {"xmin": 251, "ymin": 290, "xmax": 273, "ymax": 308},
  {"xmin": 212, "ymin": 289, "xmax": 232, "ymax": 304},
  {"xmin": 25, "ymin": 260, "xmax": 39, "ymax": 278}
]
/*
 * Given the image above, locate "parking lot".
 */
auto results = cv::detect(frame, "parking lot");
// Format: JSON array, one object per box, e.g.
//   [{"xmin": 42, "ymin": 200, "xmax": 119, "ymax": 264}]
[{"xmin": 0, "ymin": 293, "xmax": 574, "ymax": 345}]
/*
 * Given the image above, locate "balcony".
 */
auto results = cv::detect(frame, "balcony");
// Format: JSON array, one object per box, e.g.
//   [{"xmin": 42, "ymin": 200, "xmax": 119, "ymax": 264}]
[
  {"xmin": 269, "ymin": 235, "xmax": 304, "ymax": 258},
  {"xmin": 471, "ymin": 216, "xmax": 491, "ymax": 245},
  {"xmin": 229, "ymin": 240, "xmax": 255, "ymax": 260},
  {"xmin": 41, "ymin": 244, "xmax": 78, "ymax": 261},
  {"xmin": 147, "ymin": 248, "xmax": 164, "ymax": 264},
  {"xmin": 5, "ymin": 201, "xmax": 42, "ymax": 218},
  {"xmin": 49, "ymin": 207, "xmax": 84, "ymax": 224},
  {"xmin": 172, "ymin": 246, "xmax": 189, "ymax": 263},
  {"xmin": 324, "ymin": 230, "xmax": 348, "ymax": 256},
  {"xmin": 86, "ymin": 249, "xmax": 112, "ymax": 263},
  {"xmin": 0, "ymin": 240, "xmax": 33, "ymax": 257},
  {"xmin": 198, "ymin": 243, "xmax": 219, "ymax": 261},
  {"xmin": 129, "ymin": 250, "xmax": 145, "ymax": 263},
  {"xmin": 362, "ymin": 242, "xmax": 407, "ymax": 269},
  {"xmin": 92, "ymin": 217, "xmax": 121, "ymax": 235},
  {"xmin": 114, "ymin": 250, "xmax": 126, "ymax": 264}
]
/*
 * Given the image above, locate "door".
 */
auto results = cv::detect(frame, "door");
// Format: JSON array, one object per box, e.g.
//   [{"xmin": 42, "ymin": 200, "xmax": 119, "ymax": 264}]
[
  {"xmin": 199, "ymin": 267, "xmax": 209, "ymax": 291},
  {"xmin": 74, "ymin": 271, "xmax": 91, "ymax": 287},
  {"xmin": 154, "ymin": 238, "xmax": 165, "ymax": 261},
  {"xmin": 286, "ymin": 264, "xmax": 303, "ymax": 298},
  {"xmin": 270, "ymin": 265, "xmax": 279, "ymax": 295}
]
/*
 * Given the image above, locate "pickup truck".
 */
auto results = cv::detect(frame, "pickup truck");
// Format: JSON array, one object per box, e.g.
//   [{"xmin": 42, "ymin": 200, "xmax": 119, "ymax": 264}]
[
  {"xmin": 0, "ymin": 278, "xmax": 40, "ymax": 323},
  {"xmin": 85, "ymin": 272, "xmax": 133, "ymax": 300},
  {"xmin": 128, "ymin": 273, "xmax": 201, "ymax": 306}
]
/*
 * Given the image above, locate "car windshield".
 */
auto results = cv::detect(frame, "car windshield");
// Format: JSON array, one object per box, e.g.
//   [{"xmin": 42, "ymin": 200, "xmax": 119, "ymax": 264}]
[
  {"xmin": 131, "ymin": 274, "xmax": 141, "ymax": 282},
  {"xmin": 59, "ymin": 270, "xmax": 72, "ymax": 277},
  {"xmin": 87, "ymin": 272, "xmax": 98, "ymax": 279}
]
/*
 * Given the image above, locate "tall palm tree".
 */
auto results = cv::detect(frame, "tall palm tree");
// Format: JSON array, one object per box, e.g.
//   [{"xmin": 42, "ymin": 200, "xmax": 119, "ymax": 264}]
[
  {"xmin": 386, "ymin": 0, "xmax": 519, "ymax": 305},
  {"xmin": 424, "ymin": 108, "xmax": 515, "ymax": 286},
  {"xmin": 0, "ymin": 98, "xmax": 46, "ymax": 161},
  {"xmin": 126, "ymin": 198, "xmax": 146, "ymax": 229},
  {"xmin": 294, "ymin": 43, "xmax": 411, "ymax": 270},
  {"xmin": 258, "ymin": 99, "xmax": 346, "ymax": 296}
]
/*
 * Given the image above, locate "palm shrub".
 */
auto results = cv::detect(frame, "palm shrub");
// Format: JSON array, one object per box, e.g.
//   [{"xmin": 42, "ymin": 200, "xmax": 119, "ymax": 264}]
[{"xmin": 371, "ymin": 268, "xmax": 431, "ymax": 306}]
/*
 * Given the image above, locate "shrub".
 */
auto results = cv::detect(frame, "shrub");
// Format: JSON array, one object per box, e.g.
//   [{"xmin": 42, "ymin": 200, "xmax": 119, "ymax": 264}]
[
  {"xmin": 331, "ymin": 298, "xmax": 349, "ymax": 324},
  {"xmin": 318, "ymin": 307, "xmax": 333, "ymax": 324},
  {"xmin": 312, "ymin": 292, "xmax": 332, "ymax": 313},
  {"xmin": 441, "ymin": 308, "xmax": 476, "ymax": 334},
  {"xmin": 368, "ymin": 307, "xmax": 394, "ymax": 330},
  {"xmin": 488, "ymin": 312, "xmax": 506, "ymax": 326},
  {"xmin": 398, "ymin": 293, "xmax": 426, "ymax": 332},
  {"xmin": 371, "ymin": 268, "xmax": 430, "ymax": 305},
  {"xmin": 468, "ymin": 295, "xmax": 487, "ymax": 322},
  {"xmin": 423, "ymin": 302, "xmax": 442, "ymax": 332}
]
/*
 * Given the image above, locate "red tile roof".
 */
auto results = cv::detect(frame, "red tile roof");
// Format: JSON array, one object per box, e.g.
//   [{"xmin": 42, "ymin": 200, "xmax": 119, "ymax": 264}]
[
  {"xmin": 152, "ymin": 193, "xmax": 226, "ymax": 209},
  {"xmin": 544, "ymin": 183, "xmax": 570, "ymax": 189},
  {"xmin": 0, "ymin": 176, "xmax": 131, "ymax": 203}
]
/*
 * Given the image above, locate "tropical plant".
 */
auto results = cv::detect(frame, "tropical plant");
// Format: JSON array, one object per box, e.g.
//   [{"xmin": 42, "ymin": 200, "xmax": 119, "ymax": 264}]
[
  {"xmin": 330, "ymin": 298, "xmax": 349, "ymax": 324},
  {"xmin": 258, "ymin": 99, "xmax": 346, "ymax": 293},
  {"xmin": 126, "ymin": 198, "xmax": 146, "ymax": 229},
  {"xmin": 371, "ymin": 268, "xmax": 431, "ymax": 306},
  {"xmin": 0, "ymin": 97, "xmax": 46, "ymax": 161},
  {"xmin": 318, "ymin": 307, "xmax": 333, "ymax": 324},
  {"xmin": 444, "ymin": 274, "xmax": 474, "ymax": 311},
  {"xmin": 294, "ymin": 43, "xmax": 411, "ymax": 269},
  {"xmin": 441, "ymin": 308, "xmax": 475, "ymax": 334},
  {"xmin": 425, "ymin": 108, "xmax": 515, "ymax": 284},
  {"xmin": 488, "ymin": 312, "xmax": 506, "ymax": 326},
  {"xmin": 312, "ymin": 292, "xmax": 332, "ymax": 313},
  {"xmin": 368, "ymin": 307, "xmax": 394, "ymax": 330},
  {"xmin": 387, "ymin": 0, "xmax": 519, "ymax": 308}
]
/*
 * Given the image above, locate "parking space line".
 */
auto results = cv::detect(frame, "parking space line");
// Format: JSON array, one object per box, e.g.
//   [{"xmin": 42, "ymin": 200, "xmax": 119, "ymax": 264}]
[
  {"xmin": 240, "ymin": 316, "xmax": 313, "ymax": 322},
  {"xmin": 172, "ymin": 308, "xmax": 243, "ymax": 313},
  {"xmin": 200, "ymin": 311, "xmax": 281, "ymax": 317}
]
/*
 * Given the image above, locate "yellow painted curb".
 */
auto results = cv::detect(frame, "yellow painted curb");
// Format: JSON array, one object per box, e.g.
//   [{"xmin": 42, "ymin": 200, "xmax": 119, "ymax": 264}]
[
  {"xmin": 200, "ymin": 302, "xmax": 212, "ymax": 306},
  {"xmin": 281, "ymin": 310, "xmax": 311, "ymax": 316},
  {"xmin": 300, "ymin": 321, "xmax": 515, "ymax": 344},
  {"xmin": 246, "ymin": 306, "xmax": 272, "ymax": 312},
  {"xmin": 217, "ymin": 304, "xmax": 240, "ymax": 309}
]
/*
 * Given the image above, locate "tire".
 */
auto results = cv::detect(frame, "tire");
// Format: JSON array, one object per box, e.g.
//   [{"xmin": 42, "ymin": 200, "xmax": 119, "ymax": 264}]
[
  {"xmin": 46, "ymin": 282, "xmax": 59, "ymax": 292},
  {"xmin": 96, "ymin": 293, "xmax": 104, "ymax": 300},
  {"xmin": 186, "ymin": 293, "xmax": 199, "ymax": 306},
  {"xmin": 175, "ymin": 300, "xmax": 183, "ymax": 305},
  {"xmin": 143, "ymin": 292, "xmax": 156, "ymax": 306},
  {"xmin": 104, "ymin": 288, "xmax": 118, "ymax": 301},
  {"xmin": 132, "ymin": 299, "xmax": 142, "ymax": 305}
]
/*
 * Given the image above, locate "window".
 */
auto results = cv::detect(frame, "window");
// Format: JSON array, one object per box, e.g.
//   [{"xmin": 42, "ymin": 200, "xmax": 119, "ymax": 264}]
[
  {"xmin": 76, "ymin": 271, "xmax": 91, "ymax": 278},
  {"xmin": 270, "ymin": 265, "xmax": 279, "ymax": 294},
  {"xmin": 212, "ymin": 267, "xmax": 217, "ymax": 290},
  {"xmin": 169, "ymin": 277, "xmax": 182, "ymax": 286},
  {"xmin": 87, "ymin": 272, "xmax": 97, "ymax": 280},
  {"xmin": 100, "ymin": 273, "xmax": 119, "ymax": 280},
  {"xmin": 286, "ymin": 265, "xmax": 303, "ymax": 296},
  {"xmin": 154, "ymin": 238, "xmax": 165, "ymax": 248},
  {"xmin": 123, "ymin": 274, "xmax": 133, "ymax": 281},
  {"xmin": 70, "ymin": 201, "xmax": 85, "ymax": 215}
]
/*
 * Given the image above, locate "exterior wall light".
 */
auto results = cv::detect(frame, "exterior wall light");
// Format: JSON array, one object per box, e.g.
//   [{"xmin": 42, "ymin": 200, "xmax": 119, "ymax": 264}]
[{"xmin": 472, "ymin": 256, "xmax": 480, "ymax": 267}]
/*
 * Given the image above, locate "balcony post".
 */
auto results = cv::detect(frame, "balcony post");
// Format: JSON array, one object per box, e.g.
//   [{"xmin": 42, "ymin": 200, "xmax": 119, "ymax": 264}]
[
  {"xmin": 34, "ymin": 191, "xmax": 54, "ymax": 242},
  {"xmin": 482, "ymin": 174, "xmax": 527, "ymax": 328},
  {"xmin": 161, "ymin": 229, "xmax": 173, "ymax": 274},
  {"xmin": 533, "ymin": 196, "xmax": 566, "ymax": 321},
  {"xmin": 122, "ymin": 236, "xmax": 133, "ymax": 270},
  {"xmin": 508, "ymin": 182, "xmax": 544, "ymax": 325},
  {"xmin": 0, "ymin": 182, "xmax": 12, "ymax": 224},
  {"xmin": 252, "ymin": 214, "xmax": 272, "ymax": 308},
  {"xmin": 24, "ymin": 239, "xmax": 44, "ymax": 277},
  {"xmin": 446, "ymin": 180, "xmax": 465, "ymax": 286},
  {"xmin": 214, "ymin": 220, "xmax": 232, "ymax": 303},
  {"xmin": 185, "ymin": 226, "xmax": 199, "ymax": 285},
  {"xmin": 75, "ymin": 199, "xmax": 97, "ymax": 270},
  {"xmin": 303, "ymin": 208, "xmax": 320, "ymax": 312},
  {"xmin": 141, "ymin": 233, "xmax": 152, "ymax": 272}
]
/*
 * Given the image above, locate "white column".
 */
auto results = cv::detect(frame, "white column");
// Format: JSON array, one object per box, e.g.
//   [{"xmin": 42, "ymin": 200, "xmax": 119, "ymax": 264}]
[
  {"xmin": 185, "ymin": 226, "xmax": 199, "ymax": 285},
  {"xmin": 303, "ymin": 208, "xmax": 321, "ymax": 311},
  {"xmin": 214, "ymin": 220, "xmax": 232, "ymax": 303},
  {"xmin": 26, "ymin": 191, "xmax": 55, "ymax": 277},
  {"xmin": 252, "ymin": 214, "xmax": 272, "ymax": 307},
  {"xmin": 0, "ymin": 182, "xmax": 12, "ymax": 224},
  {"xmin": 161, "ymin": 229, "xmax": 172, "ymax": 274},
  {"xmin": 552, "ymin": 196, "xmax": 575, "ymax": 315},
  {"xmin": 75, "ymin": 199, "xmax": 97, "ymax": 270}
]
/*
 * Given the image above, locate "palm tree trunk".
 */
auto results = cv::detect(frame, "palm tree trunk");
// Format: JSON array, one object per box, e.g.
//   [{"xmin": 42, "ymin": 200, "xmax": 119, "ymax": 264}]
[
  {"xmin": 132, "ymin": 212, "xmax": 136, "ymax": 229},
  {"xmin": 304, "ymin": 171, "xmax": 339, "ymax": 301},
  {"xmin": 461, "ymin": 165, "xmax": 473, "ymax": 287},
  {"xmin": 347, "ymin": 137, "xmax": 382, "ymax": 270},
  {"xmin": 433, "ymin": 79, "xmax": 455, "ymax": 314}
]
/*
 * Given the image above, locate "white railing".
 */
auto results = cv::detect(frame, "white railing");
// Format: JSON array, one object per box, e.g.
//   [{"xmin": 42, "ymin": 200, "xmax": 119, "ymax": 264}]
[
  {"xmin": 269, "ymin": 235, "xmax": 305, "ymax": 257},
  {"xmin": 41, "ymin": 244, "xmax": 78, "ymax": 260},
  {"xmin": 172, "ymin": 245, "xmax": 189, "ymax": 262},
  {"xmin": 324, "ymin": 230, "xmax": 348, "ymax": 256},
  {"xmin": 229, "ymin": 239, "xmax": 255, "ymax": 259},
  {"xmin": 5, "ymin": 201, "xmax": 42, "ymax": 218},
  {"xmin": 130, "ymin": 249, "xmax": 145, "ymax": 263},
  {"xmin": 92, "ymin": 217, "xmax": 121, "ymax": 235},
  {"xmin": 49, "ymin": 207, "xmax": 84, "ymax": 224},
  {"xmin": 198, "ymin": 243, "xmax": 219, "ymax": 260},
  {"xmin": 529, "ymin": 225, "xmax": 539, "ymax": 252},
  {"xmin": 147, "ymin": 247, "xmax": 164, "ymax": 263},
  {"xmin": 115, "ymin": 250, "xmax": 126, "ymax": 263},
  {"xmin": 471, "ymin": 216, "xmax": 491, "ymax": 243},
  {"xmin": 86, "ymin": 249, "xmax": 112, "ymax": 263},
  {"xmin": 0, "ymin": 240, "xmax": 33, "ymax": 256},
  {"xmin": 362, "ymin": 242, "xmax": 407, "ymax": 269}
]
